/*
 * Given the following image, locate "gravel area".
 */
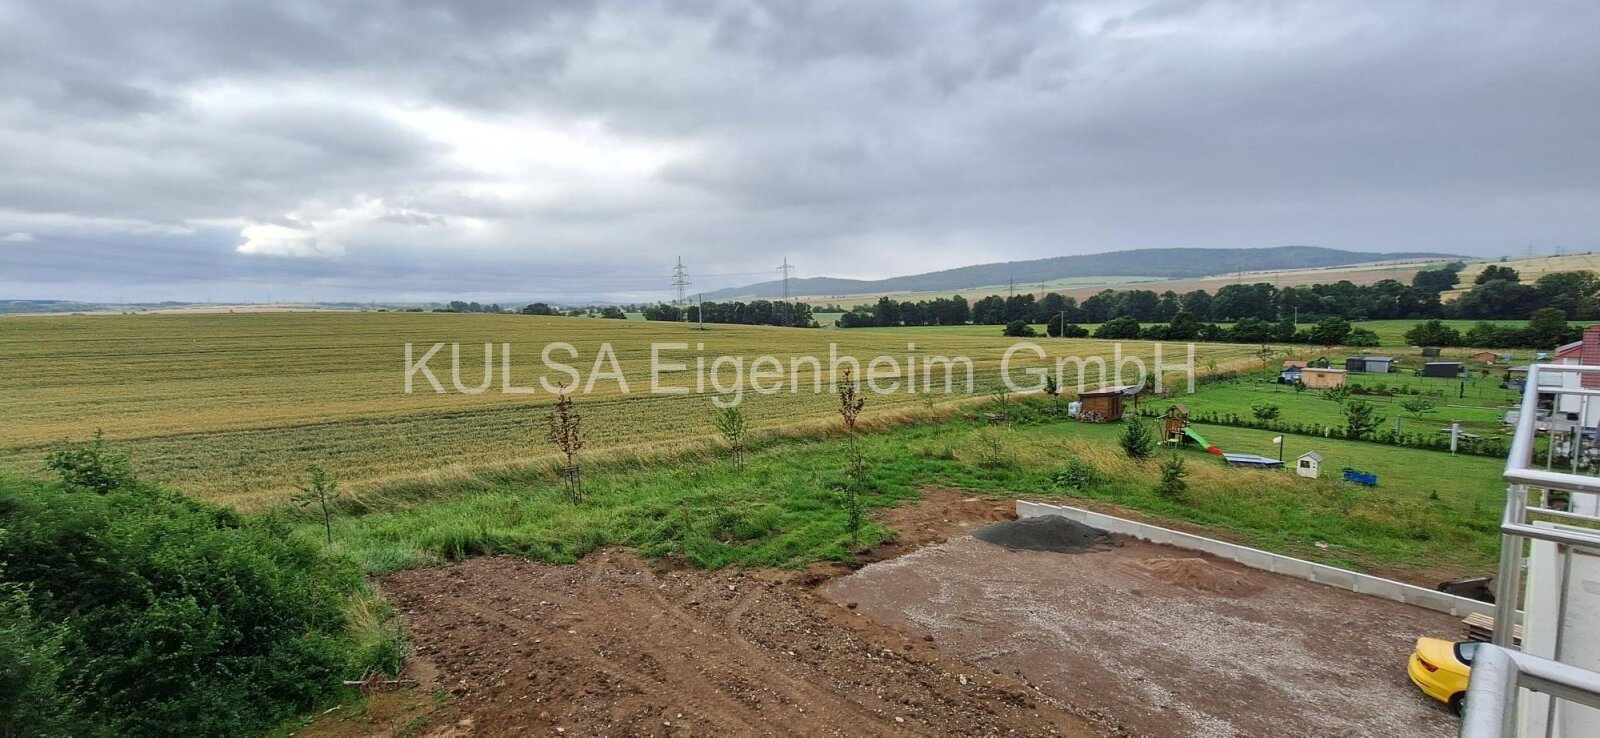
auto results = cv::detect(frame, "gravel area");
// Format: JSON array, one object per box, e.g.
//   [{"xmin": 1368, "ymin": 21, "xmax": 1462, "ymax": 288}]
[{"xmin": 821, "ymin": 534, "xmax": 1464, "ymax": 737}]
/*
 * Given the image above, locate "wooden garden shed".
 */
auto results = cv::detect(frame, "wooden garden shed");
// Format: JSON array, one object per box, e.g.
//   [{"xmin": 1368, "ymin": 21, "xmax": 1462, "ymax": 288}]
[{"xmin": 1077, "ymin": 386, "xmax": 1130, "ymax": 421}]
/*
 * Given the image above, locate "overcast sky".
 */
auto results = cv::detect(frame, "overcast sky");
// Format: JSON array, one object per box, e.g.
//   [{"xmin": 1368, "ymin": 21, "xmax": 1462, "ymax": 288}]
[{"xmin": 1, "ymin": 0, "xmax": 1597, "ymax": 304}]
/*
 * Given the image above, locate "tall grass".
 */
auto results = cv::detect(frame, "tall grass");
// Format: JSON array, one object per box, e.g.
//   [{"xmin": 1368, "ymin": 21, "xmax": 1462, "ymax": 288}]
[{"xmin": 300, "ymin": 401, "xmax": 1507, "ymax": 583}]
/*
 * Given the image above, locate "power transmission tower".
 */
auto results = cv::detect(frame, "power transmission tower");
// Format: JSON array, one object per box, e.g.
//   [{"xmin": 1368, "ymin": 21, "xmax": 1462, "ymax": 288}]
[
  {"xmin": 777, "ymin": 257, "xmax": 795, "ymax": 326},
  {"xmin": 671, "ymin": 257, "xmax": 690, "ymax": 312},
  {"xmin": 1007, "ymin": 275, "xmax": 1016, "ymax": 297}
]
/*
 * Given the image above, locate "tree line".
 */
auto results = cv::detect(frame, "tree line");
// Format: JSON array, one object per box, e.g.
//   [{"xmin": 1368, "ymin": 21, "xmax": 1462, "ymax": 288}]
[
  {"xmin": 834, "ymin": 262, "xmax": 1600, "ymax": 328},
  {"xmin": 641, "ymin": 299, "xmax": 817, "ymax": 327}
]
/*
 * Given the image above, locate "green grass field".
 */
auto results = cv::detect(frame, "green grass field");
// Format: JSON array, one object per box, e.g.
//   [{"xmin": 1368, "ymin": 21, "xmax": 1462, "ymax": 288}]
[
  {"xmin": 0, "ymin": 312, "xmax": 1262, "ymax": 507},
  {"xmin": 300, "ymin": 406, "xmax": 1506, "ymax": 585},
  {"xmin": 1168, "ymin": 371, "xmax": 1519, "ymax": 442}
]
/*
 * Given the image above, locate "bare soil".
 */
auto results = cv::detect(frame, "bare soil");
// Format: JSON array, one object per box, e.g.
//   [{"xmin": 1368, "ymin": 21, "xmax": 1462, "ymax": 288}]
[
  {"xmin": 300, "ymin": 490, "xmax": 1107, "ymax": 737},
  {"xmin": 296, "ymin": 490, "xmax": 1462, "ymax": 737},
  {"xmin": 821, "ymin": 535, "xmax": 1465, "ymax": 737}
]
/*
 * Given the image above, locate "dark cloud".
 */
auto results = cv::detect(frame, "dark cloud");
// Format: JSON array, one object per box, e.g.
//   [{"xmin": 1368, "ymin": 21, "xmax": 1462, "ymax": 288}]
[{"xmin": 0, "ymin": 0, "xmax": 1597, "ymax": 303}]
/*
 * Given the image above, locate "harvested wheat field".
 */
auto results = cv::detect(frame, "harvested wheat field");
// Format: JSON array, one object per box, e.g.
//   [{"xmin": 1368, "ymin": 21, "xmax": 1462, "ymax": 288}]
[
  {"xmin": 821, "ymin": 528, "xmax": 1463, "ymax": 737},
  {"xmin": 0, "ymin": 312, "xmax": 1260, "ymax": 506}
]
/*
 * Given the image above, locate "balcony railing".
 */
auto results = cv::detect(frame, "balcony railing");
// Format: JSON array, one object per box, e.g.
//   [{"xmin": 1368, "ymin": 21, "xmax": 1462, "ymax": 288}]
[{"xmin": 1466, "ymin": 363, "xmax": 1600, "ymax": 737}]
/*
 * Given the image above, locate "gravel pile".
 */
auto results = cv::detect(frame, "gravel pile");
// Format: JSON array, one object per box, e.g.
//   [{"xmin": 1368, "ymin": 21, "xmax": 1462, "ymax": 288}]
[{"xmin": 971, "ymin": 515, "xmax": 1117, "ymax": 554}]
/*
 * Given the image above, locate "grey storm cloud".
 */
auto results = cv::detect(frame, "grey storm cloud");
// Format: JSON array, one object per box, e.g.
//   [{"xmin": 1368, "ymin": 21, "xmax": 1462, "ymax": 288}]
[{"xmin": 0, "ymin": 0, "xmax": 1597, "ymax": 303}]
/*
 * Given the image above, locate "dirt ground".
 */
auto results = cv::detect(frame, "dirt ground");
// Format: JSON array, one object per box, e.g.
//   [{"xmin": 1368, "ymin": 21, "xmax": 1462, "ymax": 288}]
[
  {"xmin": 296, "ymin": 492, "xmax": 1463, "ymax": 737},
  {"xmin": 302, "ymin": 491, "xmax": 1117, "ymax": 737},
  {"xmin": 821, "ymin": 533, "xmax": 1464, "ymax": 737}
]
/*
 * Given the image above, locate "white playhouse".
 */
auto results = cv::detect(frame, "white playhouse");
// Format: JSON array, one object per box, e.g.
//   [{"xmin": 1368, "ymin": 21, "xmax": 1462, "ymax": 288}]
[{"xmin": 1296, "ymin": 451, "xmax": 1322, "ymax": 479}]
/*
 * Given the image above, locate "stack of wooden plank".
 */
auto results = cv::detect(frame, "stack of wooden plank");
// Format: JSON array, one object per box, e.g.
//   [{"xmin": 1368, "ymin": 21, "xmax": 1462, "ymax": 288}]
[{"xmin": 1463, "ymin": 612, "xmax": 1523, "ymax": 645}]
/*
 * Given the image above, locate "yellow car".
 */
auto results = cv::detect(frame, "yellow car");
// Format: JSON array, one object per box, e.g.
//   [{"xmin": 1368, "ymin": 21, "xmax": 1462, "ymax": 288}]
[{"xmin": 1408, "ymin": 637, "xmax": 1478, "ymax": 714}]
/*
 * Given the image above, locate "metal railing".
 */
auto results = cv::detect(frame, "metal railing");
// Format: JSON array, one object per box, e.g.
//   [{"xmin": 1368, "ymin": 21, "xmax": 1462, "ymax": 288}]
[{"xmin": 1466, "ymin": 363, "xmax": 1600, "ymax": 737}]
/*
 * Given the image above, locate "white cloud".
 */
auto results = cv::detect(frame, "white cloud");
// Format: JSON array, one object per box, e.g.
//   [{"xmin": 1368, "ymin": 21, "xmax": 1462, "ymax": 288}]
[
  {"xmin": 236, "ymin": 224, "xmax": 344, "ymax": 258},
  {"xmin": 1, "ymin": 232, "xmax": 36, "ymax": 242}
]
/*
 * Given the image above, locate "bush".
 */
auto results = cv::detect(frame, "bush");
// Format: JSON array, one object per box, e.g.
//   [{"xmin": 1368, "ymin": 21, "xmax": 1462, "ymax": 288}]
[
  {"xmin": 0, "ymin": 473, "xmax": 398, "ymax": 736},
  {"xmin": 43, "ymin": 430, "xmax": 134, "ymax": 494},
  {"xmin": 1250, "ymin": 402, "xmax": 1281, "ymax": 421},
  {"xmin": 1119, "ymin": 417, "xmax": 1156, "ymax": 459},
  {"xmin": 971, "ymin": 431, "xmax": 1016, "ymax": 469},
  {"xmin": 1046, "ymin": 315, "xmax": 1090, "ymax": 338},
  {"xmin": 1002, "ymin": 320, "xmax": 1037, "ymax": 338},
  {"xmin": 0, "ymin": 564, "xmax": 78, "ymax": 737},
  {"xmin": 1053, "ymin": 456, "xmax": 1104, "ymax": 490}
]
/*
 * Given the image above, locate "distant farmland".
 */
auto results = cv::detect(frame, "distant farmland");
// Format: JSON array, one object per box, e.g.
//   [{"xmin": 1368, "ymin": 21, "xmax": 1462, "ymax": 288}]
[{"xmin": 0, "ymin": 312, "xmax": 1263, "ymax": 507}]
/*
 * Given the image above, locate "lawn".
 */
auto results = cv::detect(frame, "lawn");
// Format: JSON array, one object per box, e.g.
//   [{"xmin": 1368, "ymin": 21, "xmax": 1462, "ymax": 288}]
[{"xmin": 1164, "ymin": 371, "xmax": 1520, "ymax": 442}]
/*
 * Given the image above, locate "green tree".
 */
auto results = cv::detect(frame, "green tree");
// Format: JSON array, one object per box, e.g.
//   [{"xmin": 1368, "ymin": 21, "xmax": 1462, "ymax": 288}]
[
  {"xmin": 1306, "ymin": 317, "xmax": 1352, "ymax": 346},
  {"xmin": 1119, "ymin": 416, "xmax": 1156, "ymax": 459},
  {"xmin": 1156, "ymin": 454, "xmax": 1188, "ymax": 500},
  {"xmin": 1344, "ymin": 400, "xmax": 1383, "ymax": 437},
  {"xmin": 1093, "ymin": 316, "xmax": 1142, "ymax": 339},
  {"xmin": 1528, "ymin": 307, "xmax": 1571, "ymax": 348},
  {"xmin": 1250, "ymin": 402, "xmax": 1281, "ymax": 421},
  {"xmin": 1002, "ymin": 320, "xmax": 1037, "ymax": 338},
  {"xmin": 1404, "ymin": 319, "xmax": 1463, "ymax": 347},
  {"xmin": 1476, "ymin": 264, "xmax": 1520, "ymax": 284},
  {"xmin": 1046, "ymin": 314, "xmax": 1089, "ymax": 338},
  {"xmin": 1322, "ymin": 384, "xmax": 1352, "ymax": 405},
  {"xmin": 713, "ymin": 405, "xmax": 748, "ymax": 473},
  {"xmin": 1345, "ymin": 327, "xmax": 1381, "ymax": 347},
  {"xmin": 293, "ymin": 465, "xmax": 341, "ymax": 545}
]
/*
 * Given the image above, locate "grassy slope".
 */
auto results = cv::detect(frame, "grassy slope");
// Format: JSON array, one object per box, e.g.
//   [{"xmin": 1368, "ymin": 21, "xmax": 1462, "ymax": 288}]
[
  {"xmin": 306, "ymin": 405, "xmax": 1506, "ymax": 586},
  {"xmin": 0, "ymin": 312, "xmax": 1262, "ymax": 506}
]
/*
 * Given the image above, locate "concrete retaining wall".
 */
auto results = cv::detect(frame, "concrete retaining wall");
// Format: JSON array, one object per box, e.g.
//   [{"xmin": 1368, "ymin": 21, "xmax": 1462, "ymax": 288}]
[{"xmin": 1016, "ymin": 500, "xmax": 1494, "ymax": 618}]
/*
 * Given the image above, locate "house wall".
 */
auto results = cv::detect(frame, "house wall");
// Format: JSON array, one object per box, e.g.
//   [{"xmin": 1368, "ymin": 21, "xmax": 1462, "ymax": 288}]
[{"xmin": 1301, "ymin": 369, "xmax": 1346, "ymax": 389}]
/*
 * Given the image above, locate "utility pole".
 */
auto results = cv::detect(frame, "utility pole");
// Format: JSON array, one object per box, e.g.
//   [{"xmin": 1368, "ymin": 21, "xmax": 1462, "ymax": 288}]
[
  {"xmin": 777, "ymin": 257, "xmax": 795, "ymax": 326},
  {"xmin": 1007, "ymin": 275, "xmax": 1016, "ymax": 297},
  {"xmin": 671, "ymin": 257, "xmax": 690, "ymax": 320}
]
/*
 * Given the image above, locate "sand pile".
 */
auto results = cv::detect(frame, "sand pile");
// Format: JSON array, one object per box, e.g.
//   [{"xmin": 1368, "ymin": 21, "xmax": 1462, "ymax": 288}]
[
  {"xmin": 1137, "ymin": 557, "xmax": 1261, "ymax": 596},
  {"xmin": 971, "ymin": 515, "xmax": 1117, "ymax": 554}
]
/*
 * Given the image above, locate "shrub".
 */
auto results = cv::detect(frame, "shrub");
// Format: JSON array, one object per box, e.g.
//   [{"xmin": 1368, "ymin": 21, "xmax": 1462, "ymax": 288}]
[
  {"xmin": 1250, "ymin": 402, "xmax": 1281, "ymax": 421},
  {"xmin": 1118, "ymin": 417, "xmax": 1156, "ymax": 459},
  {"xmin": 0, "ymin": 557, "xmax": 78, "ymax": 737},
  {"xmin": 1053, "ymin": 456, "xmax": 1104, "ymax": 490},
  {"xmin": 1002, "ymin": 320, "xmax": 1037, "ymax": 338},
  {"xmin": 0, "ymin": 474, "xmax": 398, "ymax": 736},
  {"xmin": 1400, "ymin": 396, "xmax": 1436, "ymax": 417},
  {"xmin": 43, "ymin": 430, "xmax": 134, "ymax": 494},
  {"xmin": 971, "ymin": 431, "xmax": 1016, "ymax": 470}
]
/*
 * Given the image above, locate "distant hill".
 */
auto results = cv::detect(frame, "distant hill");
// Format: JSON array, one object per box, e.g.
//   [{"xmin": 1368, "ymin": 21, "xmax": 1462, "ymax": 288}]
[{"xmin": 705, "ymin": 246, "xmax": 1456, "ymax": 300}]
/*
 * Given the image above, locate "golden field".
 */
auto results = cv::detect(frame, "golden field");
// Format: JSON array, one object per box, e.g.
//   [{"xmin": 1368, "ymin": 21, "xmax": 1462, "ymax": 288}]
[{"xmin": 0, "ymin": 312, "xmax": 1262, "ymax": 507}]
